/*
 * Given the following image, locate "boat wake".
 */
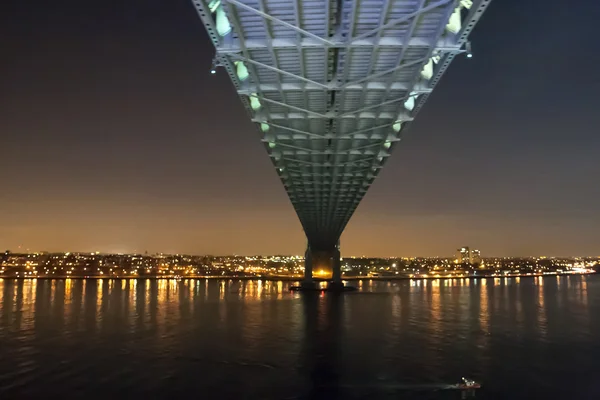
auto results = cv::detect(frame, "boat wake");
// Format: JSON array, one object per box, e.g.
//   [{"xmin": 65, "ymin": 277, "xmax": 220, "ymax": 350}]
[
  {"xmin": 336, "ymin": 378, "xmax": 481, "ymax": 391},
  {"xmin": 336, "ymin": 383, "xmax": 458, "ymax": 390}
]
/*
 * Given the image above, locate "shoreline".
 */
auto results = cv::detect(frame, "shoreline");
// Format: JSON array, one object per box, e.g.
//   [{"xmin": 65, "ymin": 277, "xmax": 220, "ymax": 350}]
[{"xmin": 0, "ymin": 272, "xmax": 595, "ymax": 281}]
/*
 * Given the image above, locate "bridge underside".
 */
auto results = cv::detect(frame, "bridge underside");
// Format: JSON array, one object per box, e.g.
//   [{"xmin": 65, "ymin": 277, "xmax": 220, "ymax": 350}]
[{"xmin": 192, "ymin": 0, "xmax": 491, "ymax": 273}]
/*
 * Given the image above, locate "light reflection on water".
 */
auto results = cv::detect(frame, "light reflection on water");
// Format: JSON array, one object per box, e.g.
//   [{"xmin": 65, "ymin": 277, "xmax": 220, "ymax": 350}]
[{"xmin": 0, "ymin": 276, "xmax": 599, "ymax": 399}]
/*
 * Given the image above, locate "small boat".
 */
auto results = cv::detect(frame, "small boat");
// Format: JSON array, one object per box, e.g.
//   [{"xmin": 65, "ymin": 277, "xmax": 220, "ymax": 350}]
[{"xmin": 453, "ymin": 377, "xmax": 481, "ymax": 390}]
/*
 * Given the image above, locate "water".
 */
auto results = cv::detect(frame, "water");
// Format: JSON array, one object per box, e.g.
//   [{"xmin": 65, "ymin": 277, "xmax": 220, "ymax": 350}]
[{"xmin": 1, "ymin": 276, "xmax": 599, "ymax": 399}]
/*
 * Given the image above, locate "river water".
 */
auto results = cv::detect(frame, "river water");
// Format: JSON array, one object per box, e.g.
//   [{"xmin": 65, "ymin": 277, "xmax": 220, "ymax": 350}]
[{"xmin": 1, "ymin": 276, "xmax": 599, "ymax": 399}]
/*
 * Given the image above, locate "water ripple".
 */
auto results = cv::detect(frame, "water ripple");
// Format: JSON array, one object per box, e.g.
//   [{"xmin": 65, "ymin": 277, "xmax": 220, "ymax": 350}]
[{"xmin": 0, "ymin": 277, "xmax": 598, "ymax": 399}]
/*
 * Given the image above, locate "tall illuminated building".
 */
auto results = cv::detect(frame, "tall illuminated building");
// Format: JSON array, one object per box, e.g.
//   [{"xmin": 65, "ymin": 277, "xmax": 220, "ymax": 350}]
[
  {"xmin": 470, "ymin": 249, "xmax": 481, "ymax": 264},
  {"xmin": 457, "ymin": 247, "xmax": 470, "ymax": 264},
  {"xmin": 457, "ymin": 247, "xmax": 481, "ymax": 265}
]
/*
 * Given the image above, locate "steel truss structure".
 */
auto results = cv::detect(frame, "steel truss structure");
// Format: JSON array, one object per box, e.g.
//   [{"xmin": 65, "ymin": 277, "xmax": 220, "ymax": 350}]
[{"xmin": 192, "ymin": 0, "xmax": 492, "ymax": 251}]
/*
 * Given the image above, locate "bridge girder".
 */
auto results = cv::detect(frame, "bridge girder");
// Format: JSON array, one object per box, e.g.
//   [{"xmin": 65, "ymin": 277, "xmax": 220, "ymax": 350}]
[{"xmin": 192, "ymin": 0, "xmax": 493, "ymax": 250}]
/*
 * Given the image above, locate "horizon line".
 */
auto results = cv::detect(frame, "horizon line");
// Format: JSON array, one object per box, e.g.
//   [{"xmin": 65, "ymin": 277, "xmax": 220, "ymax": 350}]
[{"xmin": 3, "ymin": 250, "xmax": 599, "ymax": 259}]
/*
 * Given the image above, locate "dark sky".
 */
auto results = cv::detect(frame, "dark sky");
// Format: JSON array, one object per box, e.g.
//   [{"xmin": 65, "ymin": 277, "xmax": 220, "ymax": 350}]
[{"xmin": 1, "ymin": 0, "xmax": 599, "ymax": 257}]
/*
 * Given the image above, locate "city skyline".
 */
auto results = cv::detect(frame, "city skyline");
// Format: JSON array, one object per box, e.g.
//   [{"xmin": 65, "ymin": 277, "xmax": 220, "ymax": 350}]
[
  {"xmin": 2, "ymin": 0, "xmax": 599, "ymax": 257},
  {"xmin": 3, "ymin": 247, "xmax": 599, "ymax": 260},
  {"xmin": 2, "ymin": 249, "xmax": 597, "ymax": 280}
]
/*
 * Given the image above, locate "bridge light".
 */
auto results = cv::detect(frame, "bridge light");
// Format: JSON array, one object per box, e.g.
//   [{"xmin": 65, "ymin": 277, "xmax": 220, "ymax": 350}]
[
  {"xmin": 235, "ymin": 61, "xmax": 249, "ymax": 81},
  {"xmin": 384, "ymin": 141, "xmax": 392, "ymax": 149},
  {"xmin": 260, "ymin": 123, "xmax": 270, "ymax": 132},
  {"xmin": 212, "ymin": 1, "xmax": 232, "ymax": 37},
  {"xmin": 446, "ymin": 7, "xmax": 462, "ymax": 34},
  {"xmin": 420, "ymin": 55, "xmax": 441, "ymax": 80},
  {"xmin": 404, "ymin": 92, "xmax": 418, "ymax": 111},
  {"xmin": 268, "ymin": 142, "xmax": 276, "ymax": 149},
  {"xmin": 208, "ymin": 0, "xmax": 220, "ymax": 12},
  {"xmin": 249, "ymin": 93, "xmax": 261, "ymax": 110},
  {"xmin": 421, "ymin": 59, "xmax": 434, "ymax": 80},
  {"xmin": 393, "ymin": 121, "xmax": 402, "ymax": 132},
  {"xmin": 446, "ymin": 1, "xmax": 472, "ymax": 34},
  {"xmin": 465, "ymin": 41, "xmax": 473, "ymax": 58}
]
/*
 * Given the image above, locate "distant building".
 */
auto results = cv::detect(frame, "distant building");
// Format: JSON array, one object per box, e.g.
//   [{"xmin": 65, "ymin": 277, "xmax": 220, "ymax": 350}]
[
  {"xmin": 457, "ymin": 247, "xmax": 470, "ymax": 263},
  {"xmin": 457, "ymin": 247, "xmax": 481, "ymax": 264},
  {"xmin": 471, "ymin": 249, "xmax": 481, "ymax": 264}
]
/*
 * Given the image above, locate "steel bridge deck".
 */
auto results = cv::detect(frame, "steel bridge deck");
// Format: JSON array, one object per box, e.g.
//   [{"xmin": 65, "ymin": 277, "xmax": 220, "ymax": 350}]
[{"xmin": 192, "ymin": 0, "xmax": 492, "ymax": 250}]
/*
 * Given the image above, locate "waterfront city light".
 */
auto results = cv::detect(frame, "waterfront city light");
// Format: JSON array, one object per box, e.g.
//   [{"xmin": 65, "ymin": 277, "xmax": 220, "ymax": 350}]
[{"xmin": 0, "ymin": 250, "xmax": 597, "ymax": 279}]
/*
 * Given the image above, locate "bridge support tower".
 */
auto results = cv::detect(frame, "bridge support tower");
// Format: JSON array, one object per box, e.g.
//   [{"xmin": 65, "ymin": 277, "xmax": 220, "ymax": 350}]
[{"xmin": 302, "ymin": 241, "xmax": 344, "ymax": 290}]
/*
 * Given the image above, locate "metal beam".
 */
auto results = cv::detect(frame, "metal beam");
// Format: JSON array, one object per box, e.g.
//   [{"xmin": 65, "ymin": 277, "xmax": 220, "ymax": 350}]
[
  {"xmin": 249, "ymin": 94, "xmax": 329, "ymax": 118},
  {"xmin": 262, "ymin": 121, "xmax": 400, "ymax": 138},
  {"xmin": 341, "ymin": 56, "xmax": 431, "ymax": 89},
  {"xmin": 270, "ymin": 146, "xmax": 382, "ymax": 156},
  {"xmin": 217, "ymin": 36, "xmax": 461, "ymax": 52},
  {"xmin": 256, "ymin": 111, "xmax": 413, "ymax": 120},
  {"xmin": 223, "ymin": 0, "xmax": 336, "ymax": 46},
  {"xmin": 238, "ymin": 81, "xmax": 432, "ymax": 93},
  {"xmin": 349, "ymin": 0, "xmax": 453, "ymax": 42},
  {"xmin": 227, "ymin": 53, "xmax": 329, "ymax": 89},
  {"xmin": 340, "ymin": 94, "xmax": 413, "ymax": 117}
]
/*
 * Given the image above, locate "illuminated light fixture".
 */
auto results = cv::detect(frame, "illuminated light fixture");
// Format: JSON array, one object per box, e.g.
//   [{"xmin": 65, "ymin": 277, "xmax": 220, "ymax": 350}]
[
  {"xmin": 383, "ymin": 141, "xmax": 392, "ymax": 149},
  {"xmin": 421, "ymin": 59, "xmax": 434, "ymax": 80},
  {"xmin": 403, "ymin": 92, "xmax": 418, "ymax": 111},
  {"xmin": 446, "ymin": 7, "xmax": 462, "ymax": 34},
  {"xmin": 210, "ymin": 59, "xmax": 218, "ymax": 75},
  {"xmin": 215, "ymin": 7, "xmax": 231, "ymax": 37},
  {"xmin": 260, "ymin": 122, "xmax": 270, "ymax": 132},
  {"xmin": 446, "ymin": 1, "xmax": 472, "ymax": 34},
  {"xmin": 208, "ymin": 0, "xmax": 221, "ymax": 12},
  {"xmin": 210, "ymin": 0, "xmax": 232, "ymax": 37},
  {"xmin": 393, "ymin": 121, "xmax": 403, "ymax": 132},
  {"xmin": 465, "ymin": 41, "xmax": 473, "ymax": 58},
  {"xmin": 249, "ymin": 93, "xmax": 261, "ymax": 110},
  {"xmin": 235, "ymin": 61, "xmax": 249, "ymax": 81},
  {"xmin": 268, "ymin": 142, "xmax": 276, "ymax": 149}
]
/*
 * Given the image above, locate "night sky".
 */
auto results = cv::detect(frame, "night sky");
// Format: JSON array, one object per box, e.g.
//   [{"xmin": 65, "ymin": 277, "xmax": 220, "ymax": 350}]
[{"xmin": 1, "ymin": 0, "xmax": 599, "ymax": 257}]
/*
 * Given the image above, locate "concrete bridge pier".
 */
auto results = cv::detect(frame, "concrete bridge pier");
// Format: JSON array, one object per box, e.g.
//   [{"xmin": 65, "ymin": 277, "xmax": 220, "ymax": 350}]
[
  {"xmin": 301, "ymin": 245, "xmax": 316, "ymax": 289},
  {"xmin": 302, "ymin": 242, "xmax": 345, "ymax": 291},
  {"xmin": 329, "ymin": 245, "xmax": 344, "ymax": 291}
]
